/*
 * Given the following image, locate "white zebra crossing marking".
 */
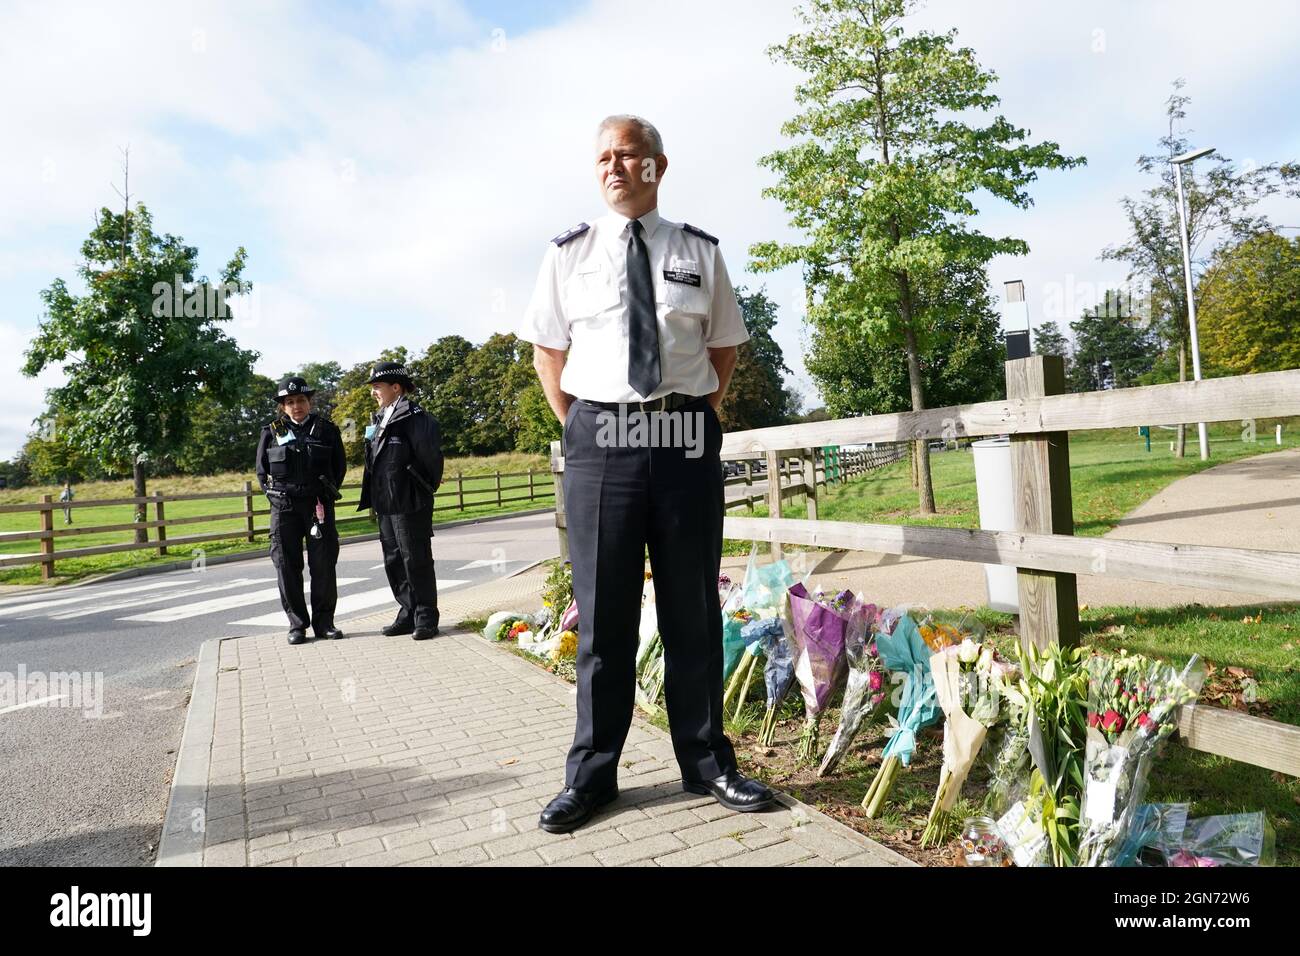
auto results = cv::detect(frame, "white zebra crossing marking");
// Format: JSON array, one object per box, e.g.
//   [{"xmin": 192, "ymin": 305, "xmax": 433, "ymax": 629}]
[
  {"xmin": 48, "ymin": 577, "xmax": 273, "ymax": 620},
  {"xmin": 0, "ymin": 578, "xmax": 193, "ymax": 618},
  {"xmin": 119, "ymin": 578, "xmax": 366, "ymax": 623},
  {"xmin": 228, "ymin": 579, "xmax": 471, "ymax": 626}
]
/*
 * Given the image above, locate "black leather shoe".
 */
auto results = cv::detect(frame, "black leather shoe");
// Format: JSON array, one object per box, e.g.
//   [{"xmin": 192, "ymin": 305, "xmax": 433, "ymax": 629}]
[
  {"xmin": 412, "ymin": 626, "xmax": 440, "ymax": 641},
  {"xmin": 316, "ymin": 627, "xmax": 344, "ymax": 640},
  {"xmin": 538, "ymin": 785, "xmax": 619, "ymax": 834},
  {"xmin": 382, "ymin": 621, "xmax": 414, "ymax": 636},
  {"xmin": 682, "ymin": 770, "xmax": 775, "ymax": 812},
  {"xmin": 287, "ymin": 629, "xmax": 307, "ymax": 646}
]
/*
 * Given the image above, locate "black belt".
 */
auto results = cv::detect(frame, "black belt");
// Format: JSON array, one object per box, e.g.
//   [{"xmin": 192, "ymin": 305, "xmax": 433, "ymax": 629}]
[{"xmin": 579, "ymin": 392, "xmax": 702, "ymax": 413}]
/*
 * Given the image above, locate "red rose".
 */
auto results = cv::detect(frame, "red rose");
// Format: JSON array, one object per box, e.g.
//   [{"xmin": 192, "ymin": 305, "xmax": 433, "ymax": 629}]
[
  {"xmin": 1088, "ymin": 711, "xmax": 1100, "ymax": 728},
  {"xmin": 1102, "ymin": 709, "xmax": 1125, "ymax": 734},
  {"xmin": 1136, "ymin": 712, "xmax": 1156, "ymax": 732}
]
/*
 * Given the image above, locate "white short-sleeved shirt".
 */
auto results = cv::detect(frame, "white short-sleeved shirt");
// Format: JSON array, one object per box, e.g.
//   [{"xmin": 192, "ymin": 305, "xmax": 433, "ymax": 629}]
[{"xmin": 518, "ymin": 208, "xmax": 750, "ymax": 402}]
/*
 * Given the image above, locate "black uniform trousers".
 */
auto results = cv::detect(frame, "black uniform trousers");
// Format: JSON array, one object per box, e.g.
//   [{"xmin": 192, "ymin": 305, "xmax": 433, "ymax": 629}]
[
  {"xmin": 268, "ymin": 496, "xmax": 339, "ymax": 634},
  {"xmin": 378, "ymin": 510, "xmax": 439, "ymax": 631},
  {"xmin": 562, "ymin": 397, "xmax": 736, "ymax": 792}
]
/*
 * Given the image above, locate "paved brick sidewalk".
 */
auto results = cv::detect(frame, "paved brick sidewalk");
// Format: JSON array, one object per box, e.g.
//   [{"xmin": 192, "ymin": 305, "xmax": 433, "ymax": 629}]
[{"xmin": 158, "ymin": 575, "xmax": 912, "ymax": 868}]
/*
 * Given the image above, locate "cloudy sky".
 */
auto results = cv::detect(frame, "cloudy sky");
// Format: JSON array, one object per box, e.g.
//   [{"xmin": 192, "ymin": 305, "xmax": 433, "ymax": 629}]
[{"xmin": 3, "ymin": 0, "xmax": 1298, "ymax": 459}]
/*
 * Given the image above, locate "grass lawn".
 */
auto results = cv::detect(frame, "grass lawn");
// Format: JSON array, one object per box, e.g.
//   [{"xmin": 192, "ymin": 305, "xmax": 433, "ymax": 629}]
[
  {"xmin": 0, "ymin": 452, "xmax": 552, "ymax": 586},
  {"xmin": 724, "ymin": 417, "xmax": 1299, "ymax": 556}
]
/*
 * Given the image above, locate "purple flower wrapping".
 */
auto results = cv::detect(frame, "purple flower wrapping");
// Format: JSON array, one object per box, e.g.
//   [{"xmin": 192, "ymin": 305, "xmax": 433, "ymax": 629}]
[{"xmin": 787, "ymin": 583, "xmax": 850, "ymax": 716}]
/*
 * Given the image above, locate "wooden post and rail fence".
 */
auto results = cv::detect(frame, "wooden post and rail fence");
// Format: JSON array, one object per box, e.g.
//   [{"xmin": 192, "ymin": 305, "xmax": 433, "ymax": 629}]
[
  {"xmin": 549, "ymin": 358, "xmax": 1300, "ymax": 778},
  {"xmin": 0, "ymin": 469, "xmax": 556, "ymax": 580}
]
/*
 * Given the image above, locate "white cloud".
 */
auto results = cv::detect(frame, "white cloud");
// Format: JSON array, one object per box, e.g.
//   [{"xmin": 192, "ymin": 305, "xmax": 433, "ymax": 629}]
[{"xmin": 2, "ymin": 0, "xmax": 1298, "ymax": 459}]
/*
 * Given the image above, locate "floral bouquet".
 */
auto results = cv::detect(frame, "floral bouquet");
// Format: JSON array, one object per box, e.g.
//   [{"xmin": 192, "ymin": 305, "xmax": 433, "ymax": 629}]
[
  {"xmin": 818, "ymin": 600, "xmax": 885, "ymax": 777},
  {"xmin": 861, "ymin": 607, "xmax": 944, "ymax": 818},
  {"xmin": 920, "ymin": 639, "xmax": 1018, "ymax": 846},
  {"xmin": 1077, "ymin": 651, "xmax": 1206, "ymax": 867},
  {"xmin": 757, "ymin": 606, "xmax": 797, "ymax": 747},
  {"xmin": 786, "ymin": 583, "xmax": 856, "ymax": 763},
  {"xmin": 723, "ymin": 616, "xmax": 776, "ymax": 719}
]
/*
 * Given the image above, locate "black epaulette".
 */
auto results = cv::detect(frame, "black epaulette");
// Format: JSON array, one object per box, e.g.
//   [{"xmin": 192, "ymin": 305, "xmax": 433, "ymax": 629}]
[
  {"xmin": 551, "ymin": 222, "xmax": 590, "ymax": 246},
  {"xmin": 682, "ymin": 223, "xmax": 719, "ymax": 245}
]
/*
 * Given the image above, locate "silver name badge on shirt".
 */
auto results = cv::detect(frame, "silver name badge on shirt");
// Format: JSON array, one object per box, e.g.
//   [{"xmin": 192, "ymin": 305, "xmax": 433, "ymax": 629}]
[{"xmin": 663, "ymin": 268, "xmax": 701, "ymax": 287}]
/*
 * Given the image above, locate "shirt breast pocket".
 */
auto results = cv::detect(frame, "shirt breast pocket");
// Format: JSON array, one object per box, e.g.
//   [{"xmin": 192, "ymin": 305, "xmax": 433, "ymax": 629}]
[{"xmin": 565, "ymin": 272, "xmax": 620, "ymax": 326}]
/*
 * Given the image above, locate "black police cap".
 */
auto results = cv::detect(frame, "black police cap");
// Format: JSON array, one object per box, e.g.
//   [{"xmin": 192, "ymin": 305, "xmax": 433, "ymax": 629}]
[
  {"xmin": 368, "ymin": 362, "xmax": 414, "ymax": 388},
  {"xmin": 276, "ymin": 376, "xmax": 316, "ymax": 401}
]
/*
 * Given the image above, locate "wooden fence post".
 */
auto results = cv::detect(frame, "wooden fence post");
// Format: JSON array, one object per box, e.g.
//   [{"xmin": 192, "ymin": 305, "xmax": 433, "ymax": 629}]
[
  {"xmin": 155, "ymin": 493, "xmax": 167, "ymax": 556},
  {"xmin": 495, "ymin": 472, "xmax": 502, "ymax": 507},
  {"xmin": 803, "ymin": 448, "xmax": 818, "ymax": 520},
  {"xmin": 528, "ymin": 469, "xmax": 534, "ymax": 501},
  {"xmin": 1006, "ymin": 355, "xmax": 1080, "ymax": 650},
  {"xmin": 745, "ymin": 460, "xmax": 754, "ymax": 513},
  {"xmin": 39, "ymin": 494, "xmax": 55, "ymax": 581},
  {"xmin": 765, "ymin": 449, "xmax": 783, "ymax": 562},
  {"xmin": 550, "ymin": 440, "xmax": 569, "ymax": 561},
  {"xmin": 243, "ymin": 481, "xmax": 255, "ymax": 542},
  {"xmin": 457, "ymin": 474, "xmax": 464, "ymax": 511}
]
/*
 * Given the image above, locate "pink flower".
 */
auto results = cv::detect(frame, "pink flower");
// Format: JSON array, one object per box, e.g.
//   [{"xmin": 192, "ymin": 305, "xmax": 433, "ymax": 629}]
[
  {"xmin": 868, "ymin": 670, "xmax": 883, "ymax": 691},
  {"xmin": 1088, "ymin": 711, "xmax": 1100, "ymax": 728},
  {"xmin": 1136, "ymin": 712, "xmax": 1156, "ymax": 732}
]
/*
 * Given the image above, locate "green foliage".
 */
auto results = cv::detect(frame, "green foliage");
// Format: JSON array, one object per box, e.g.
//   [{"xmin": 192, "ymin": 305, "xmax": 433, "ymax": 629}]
[
  {"xmin": 177, "ymin": 374, "xmax": 278, "ymax": 475},
  {"xmin": 282, "ymin": 360, "xmax": 344, "ymax": 418},
  {"xmin": 541, "ymin": 560, "xmax": 574, "ymax": 619},
  {"xmin": 515, "ymin": 382, "xmax": 561, "ymax": 454},
  {"xmin": 718, "ymin": 287, "xmax": 800, "ymax": 430},
  {"xmin": 1197, "ymin": 232, "xmax": 1300, "ymax": 376},
  {"xmin": 22, "ymin": 202, "xmax": 257, "ymax": 481},
  {"xmin": 1032, "ymin": 321, "xmax": 1069, "ymax": 362},
  {"xmin": 1067, "ymin": 291, "xmax": 1157, "ymax": 392},
  {"xmin": 751, "ymin": 0, "xmax": 1083, "ymax": 508},
  {"xmin": 1101, "ymin": 80, "xmax": 1298, "ymax": 376}
]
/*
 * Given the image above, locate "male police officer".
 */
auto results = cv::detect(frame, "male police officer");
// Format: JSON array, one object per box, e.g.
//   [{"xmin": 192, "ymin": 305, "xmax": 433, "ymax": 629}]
[
  {"xmin": 520, "ymin": 115, "xmax": 775, "ymax": 833},
  {"xmin": 255, "ymin": 376, "xmax": 347, "ymax": 645},
  {"xmin": 357, "ymin": 362, "xmax": 444, "ymax": 640}
]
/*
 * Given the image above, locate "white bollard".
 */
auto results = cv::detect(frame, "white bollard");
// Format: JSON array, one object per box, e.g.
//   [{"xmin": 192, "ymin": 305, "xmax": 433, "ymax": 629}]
[{"xmin": 1278, "ymin": 424, "xmax": 1284, "ymax": 446}]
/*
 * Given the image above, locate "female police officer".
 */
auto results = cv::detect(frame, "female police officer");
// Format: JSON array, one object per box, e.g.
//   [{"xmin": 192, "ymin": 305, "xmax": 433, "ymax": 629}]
[{"xmin": 255, "ymin": 376, "xmax": 347, "ymax": 645}]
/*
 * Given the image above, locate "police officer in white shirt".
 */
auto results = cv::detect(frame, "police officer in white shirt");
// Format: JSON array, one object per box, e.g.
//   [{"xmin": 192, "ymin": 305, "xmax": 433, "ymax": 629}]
[{"xmin": 521, "ymin": 114, "xmax": 774, "ymax": 833}]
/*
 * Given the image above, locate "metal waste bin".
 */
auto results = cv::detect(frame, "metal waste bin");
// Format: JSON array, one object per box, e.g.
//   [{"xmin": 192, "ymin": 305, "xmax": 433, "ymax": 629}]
[{"xmin": 972, "ymin": 437, "xmax": 1019, "ymax": 613}]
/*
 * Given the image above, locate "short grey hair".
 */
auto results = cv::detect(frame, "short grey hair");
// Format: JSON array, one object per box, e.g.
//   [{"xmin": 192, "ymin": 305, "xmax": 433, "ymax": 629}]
[{"xmin": 596, "ymin": 114, "xmax": 664, "ymax": 155}]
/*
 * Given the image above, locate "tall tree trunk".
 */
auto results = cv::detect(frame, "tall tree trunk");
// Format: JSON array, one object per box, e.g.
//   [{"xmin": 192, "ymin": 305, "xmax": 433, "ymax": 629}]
[
  {"xmin": 1175, "ymin": 343, "xmax": 1187, "ymax": 459},
  {"xmin": 902, "ymin": 319, "xmax": 936, "ymax": 514},
  {"xmin": 133, "ymin": 458, "xmax": 148, "ymax": 544}
]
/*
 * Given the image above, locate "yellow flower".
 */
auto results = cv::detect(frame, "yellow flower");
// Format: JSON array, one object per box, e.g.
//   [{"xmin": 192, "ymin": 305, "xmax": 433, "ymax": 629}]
[{"xmin": 552, "ymin": 629, "xmax": 578, "ymax": 662}]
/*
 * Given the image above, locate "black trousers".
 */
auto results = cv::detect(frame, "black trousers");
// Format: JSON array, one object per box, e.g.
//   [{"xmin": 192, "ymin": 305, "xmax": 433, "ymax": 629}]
[
  {"xmin": 269, "ymin": 497, "xmax": 339, "ymax": 634},
  {"xmin": 563, "ymin": 398, "xmax": 736, "ymax": 791},
  {"xmin": 378, "ymin": 510, "xmax": 439, "ymax": 630}
]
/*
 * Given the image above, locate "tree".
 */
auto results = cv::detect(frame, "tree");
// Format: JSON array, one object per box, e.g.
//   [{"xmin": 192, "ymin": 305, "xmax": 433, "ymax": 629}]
[
  {"xmin": 1067, "ymin": 292, "xmax": 1156, "ymax": 392},
  {"xmin": 177, "ymin": 374, "xmax": 278, "ymax": 475},
  {"xmin": 804, "ymin": 268, "xmax": 1005, "ymax": 417},
  {"xmin": 22, "ymin": 201, "xmax": 256, "ymax": 539},
  {"xmin": 751, "ymin": 0, "xmax": 1083, "ymax": 513},
  {"xmin": 515, "ymin": 382, "xmax": 561, "ymax": 454},
  {"xmin": 1101, "ymin": 80, "xmax": 1297, "ymax": 455},
  {"xmin": 1197, "ymin": 232, "xmax": 1300, "ymax": 376},
  {"xmin": 410, "ymin": 335, "xmax": 475, "ymax": 454},
  {"xmin": 458, "ymin": 333, "xmax": 535, "ymax": 455},
  {"xmin": 718, "ymin": 287, "xmax": 799, "ymax": 430},
  {"xmin": 333, "ymin": 347, "xmax": 408, "ymax": 465},
  {"xmin": 283, "ymin": 361, "xmax": 344, "ymax": 419},
  {"xmin": 1033, "ymin": 321, "xmax": 1070, "ymax": 364},
  {"xmin": 20, "ymin": 412, "xmax": 103, "ymax": 485}
]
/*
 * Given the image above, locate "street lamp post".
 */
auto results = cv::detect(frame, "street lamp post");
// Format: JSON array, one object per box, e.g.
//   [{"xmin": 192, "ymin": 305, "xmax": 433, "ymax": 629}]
[{"xmin": 1172, "ymin": 145, "xmax": 1215, "ymax": 461}]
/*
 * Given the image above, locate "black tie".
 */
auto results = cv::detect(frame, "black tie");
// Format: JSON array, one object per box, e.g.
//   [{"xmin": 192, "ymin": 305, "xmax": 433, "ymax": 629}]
[{"xmin": 626, "ymin": 219, "xmax": 661, "ymax": 398}]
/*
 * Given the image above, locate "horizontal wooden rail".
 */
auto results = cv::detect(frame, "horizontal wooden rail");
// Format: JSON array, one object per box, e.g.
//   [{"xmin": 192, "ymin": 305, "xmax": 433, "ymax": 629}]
[
  {"xmin": 0, "ymin": 529, "xmax": 268, "ymax": 568},
  {"xmin": 721, "ymin": 516, "xmax": 1300, "ymax": 600},
  {"xmin": 1177, "ymin": 705, "xmax": 1300, "ymax": 777},
  {"xmin": 720, "ymin": 368, "xmax": 1300, "ymax": 454}
]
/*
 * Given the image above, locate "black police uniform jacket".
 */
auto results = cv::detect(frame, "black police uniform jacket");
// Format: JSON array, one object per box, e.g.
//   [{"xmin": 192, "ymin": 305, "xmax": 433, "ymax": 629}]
[
  {"xmin": 357, "ymin": 397, "xmax": 444, "ymax": 515},
  {"xmin": 255, "ymin": 413, "xmax": 347, "ymax": 502}
]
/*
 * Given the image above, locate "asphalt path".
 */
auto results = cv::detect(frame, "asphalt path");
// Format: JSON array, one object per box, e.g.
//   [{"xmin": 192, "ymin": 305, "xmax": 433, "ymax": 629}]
[{"xmin": 0, "ymin": 510, "xmax": 559, "ymax": 866}]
